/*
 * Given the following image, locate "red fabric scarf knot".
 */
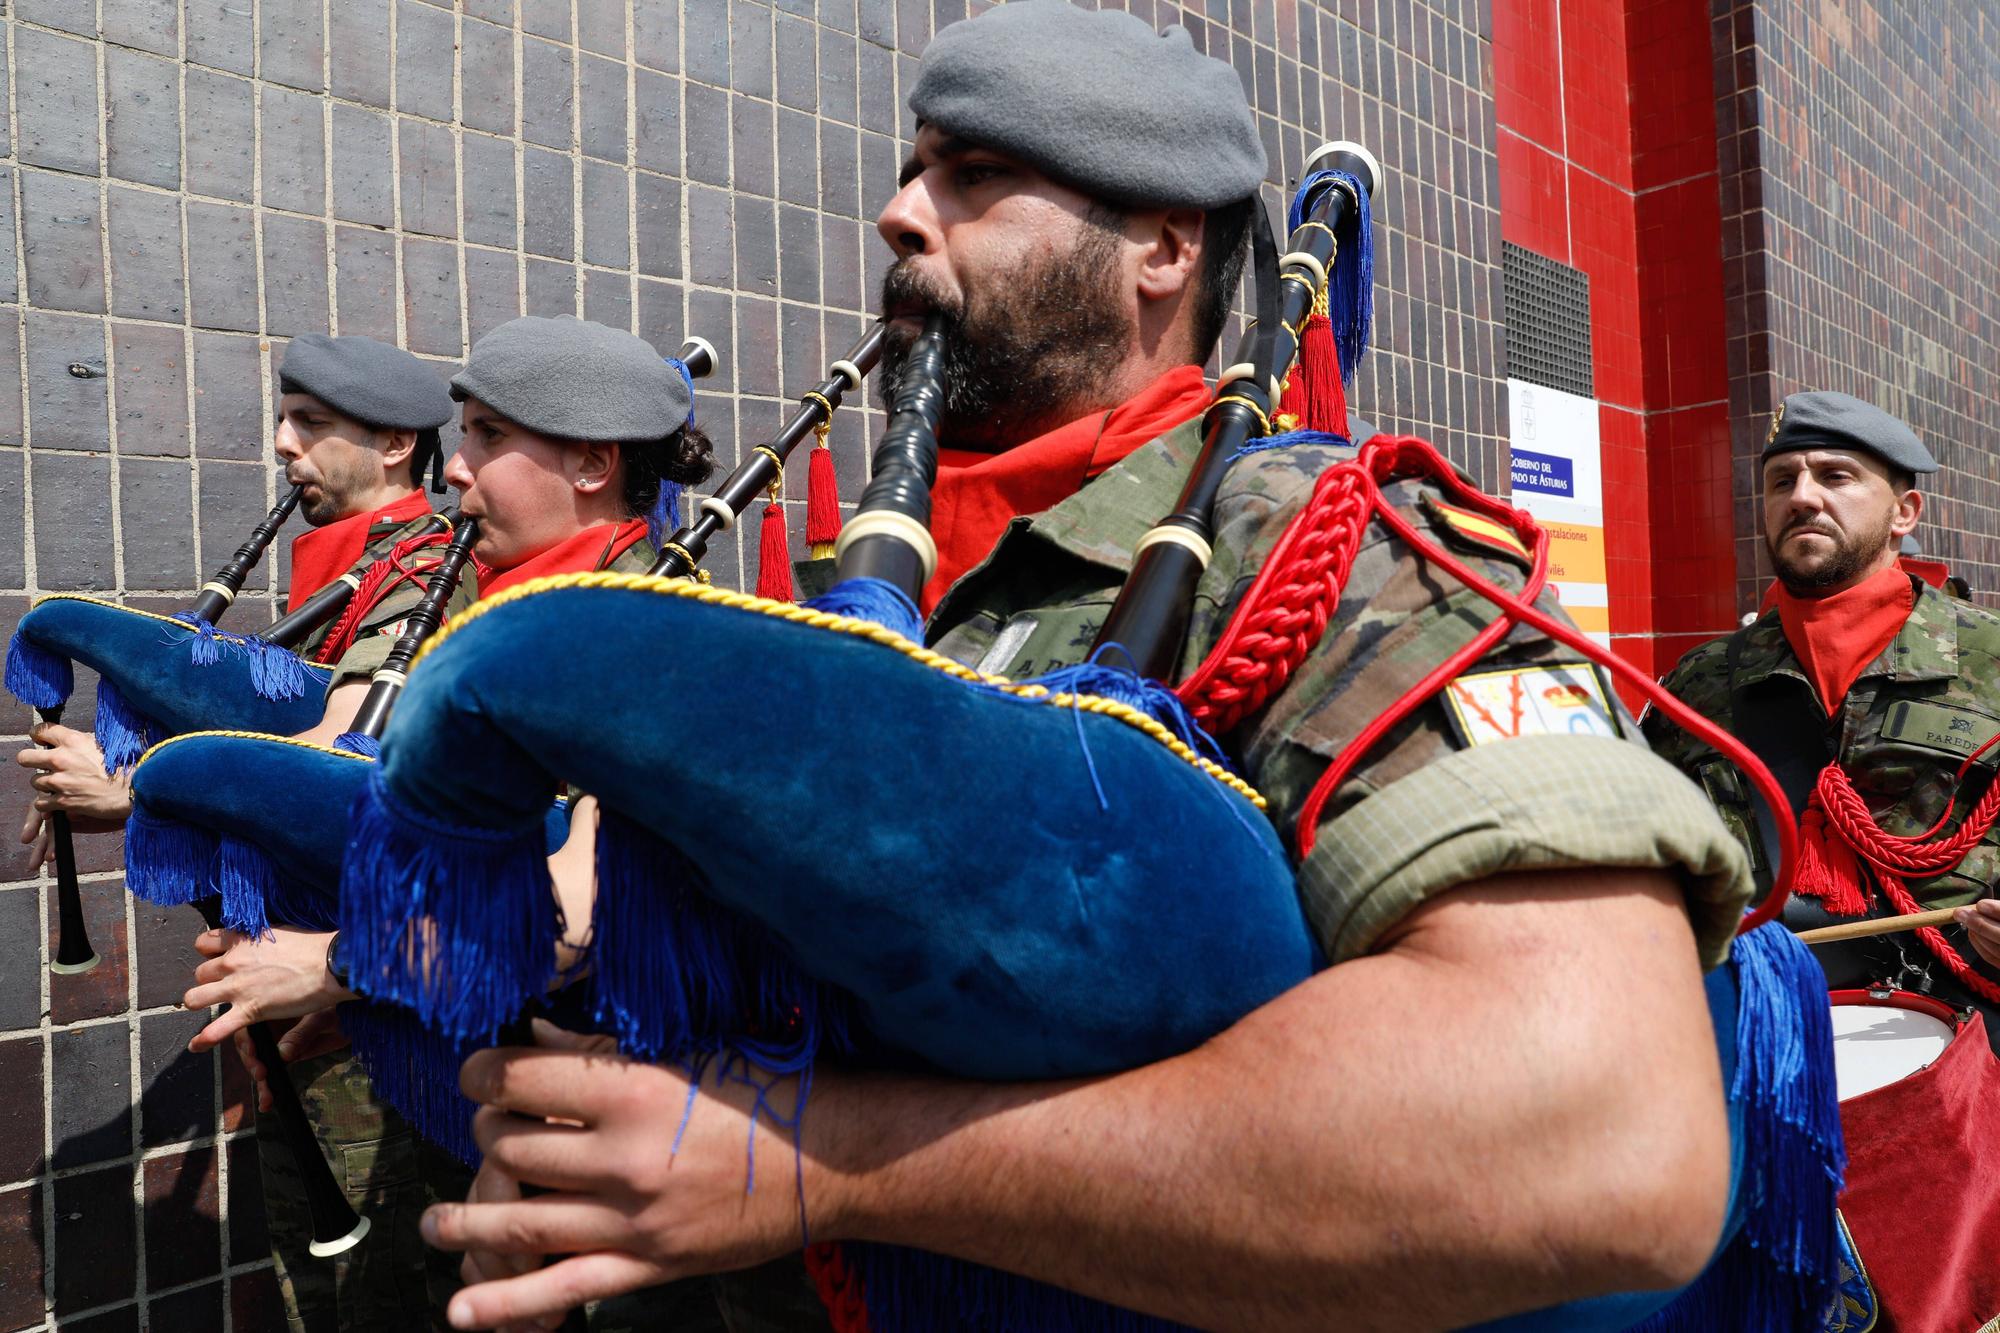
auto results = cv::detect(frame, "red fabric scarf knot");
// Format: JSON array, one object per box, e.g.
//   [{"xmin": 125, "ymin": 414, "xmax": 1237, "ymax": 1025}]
[{"xmin": 1771, "ymin": 566, "xmax": 1915, "ymax": 715}]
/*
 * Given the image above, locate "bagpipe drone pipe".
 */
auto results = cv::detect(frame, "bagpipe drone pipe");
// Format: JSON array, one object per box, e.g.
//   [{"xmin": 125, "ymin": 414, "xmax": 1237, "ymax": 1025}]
[{"xmin": 334, "ymin": 146, "xmax": 1832, "ymax": 1330}]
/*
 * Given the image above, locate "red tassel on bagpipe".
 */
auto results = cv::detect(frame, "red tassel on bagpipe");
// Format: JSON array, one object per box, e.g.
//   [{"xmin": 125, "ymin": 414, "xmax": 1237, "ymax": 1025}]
[
  {"xmin": 806, "ymin": 442, "xmax": 843, "ymax": 560},
  {"xmin": 1276, "ymin": 290, "xmax": 1351, "ymax": 439},
  {"xmin": 310, "ymin": 529, "xmax": 451, "ymax": 665},
  {"xmin": 757, "ymin": 496, "xmax": 797, "ymax": 602}
]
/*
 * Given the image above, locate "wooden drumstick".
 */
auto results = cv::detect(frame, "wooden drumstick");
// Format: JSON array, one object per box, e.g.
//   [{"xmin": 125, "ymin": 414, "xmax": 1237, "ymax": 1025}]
[{"xmin": 1795, "ymin": 906, "xmax": 1962, "ymax": 944}]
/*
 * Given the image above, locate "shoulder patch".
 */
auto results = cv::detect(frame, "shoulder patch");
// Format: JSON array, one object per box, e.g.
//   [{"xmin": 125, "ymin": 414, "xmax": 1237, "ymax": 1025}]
[
  {"xmin": 1442, "ymin": 662, "xmax": 1621, "ymax": 747},
  {"xmin": 1419, "ymin": 494, "xmax": 1534, "ymax": 568}
]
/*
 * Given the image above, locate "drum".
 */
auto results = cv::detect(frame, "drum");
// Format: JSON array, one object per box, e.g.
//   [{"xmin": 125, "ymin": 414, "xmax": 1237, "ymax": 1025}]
[{"xmin": 1828, "ymin": 990, "xmax": 2000, "ymax": 1333}]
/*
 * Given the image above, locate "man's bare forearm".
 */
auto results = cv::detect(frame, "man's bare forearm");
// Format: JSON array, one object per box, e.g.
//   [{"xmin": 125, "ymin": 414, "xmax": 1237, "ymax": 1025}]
[{"xmin": 807, "ymin": 870, "xmax": 1730, "ymax": 1331}]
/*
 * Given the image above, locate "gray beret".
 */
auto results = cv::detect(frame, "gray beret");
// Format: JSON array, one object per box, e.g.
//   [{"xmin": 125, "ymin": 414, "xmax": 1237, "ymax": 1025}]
[
  {"xmin": 910, "ymin": 0, "xmax": 1265, "ymax": 210},
  {"xmin": 277, "ymin": 334, "xmax": 453, "ymax": 431},
  {"xmin": 449, "ymin": 316, "xmax": 692, "ymax": 443},
  {"xmin": 1762, "ymin": 390, "xmax": 1937, "ymax": 475}
]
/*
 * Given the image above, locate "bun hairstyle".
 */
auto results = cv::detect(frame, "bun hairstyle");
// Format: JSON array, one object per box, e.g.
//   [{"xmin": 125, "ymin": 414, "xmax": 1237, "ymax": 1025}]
[{"xmin": 621, "ymin": 421, "xmax": 718, "ymax": 539}]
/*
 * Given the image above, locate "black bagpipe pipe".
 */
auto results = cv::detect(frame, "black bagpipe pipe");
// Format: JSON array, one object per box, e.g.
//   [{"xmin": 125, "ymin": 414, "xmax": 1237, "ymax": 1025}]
[
  {"xmin": 24, "ymin": 485, "xmax": 307, "ymax": 976},
  {"xmin": 652, "ymin": 325, "xmax": 879, "ymax": 579}
]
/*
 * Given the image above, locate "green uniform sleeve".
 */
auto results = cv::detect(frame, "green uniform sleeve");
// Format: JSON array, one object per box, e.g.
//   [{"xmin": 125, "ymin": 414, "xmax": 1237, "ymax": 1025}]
[{"xmin": 1195, "ymin": 453, "xmax": 1754, "ymax": 970}]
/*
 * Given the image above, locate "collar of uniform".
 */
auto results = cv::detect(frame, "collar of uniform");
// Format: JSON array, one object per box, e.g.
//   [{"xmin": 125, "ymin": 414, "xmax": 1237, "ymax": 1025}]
[
  {"xmin": 922, "ymin": 416, "xmax": 1205, "ymax": 635},
  {"xmin": 1738, "ymin": 572, "xmax": 1955, "ymax": 691},
  {"xmin": 1867, "ymin": 575, "xmax": 1957, "ymax": 682},
  {"xmin": 1006, "ymin": 415, "xmax": 1205, "ymax": 570}
]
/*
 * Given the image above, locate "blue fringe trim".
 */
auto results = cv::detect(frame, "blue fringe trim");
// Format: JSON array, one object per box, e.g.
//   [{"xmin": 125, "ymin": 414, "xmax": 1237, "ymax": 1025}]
[
  {"xmin": 6, "ymin": 632, "xmax": 72, "ymax": 710},
  {"xmin": 169, "ymin": 612, "xmax": 315, "ymax": 702},
  {"xmin": 332, "ymin": 732, "xmax": 381, "ymax": 758},
  {"xmin": 1289, "ymin": 168, "xmax": 1373, "ymax": 381},
  {"xmin": 1012, "ymin": 659, "xmax": 1233, "ymax": 769},
  {"xmin": 124, "ymin": 807, "xmax": 218, "ymax": 907},
  {"xmin": 94, "ymin": 676, "xmax": 163, "ymax": 773},
  {"xmin": 338, "ymin": 771, "xmax": 561, "ymax": 1044},
  {"xmin": 845, "ymin": 1243, "xmax": 1194, "ymax": 1333},
  {"xmin": 244, "ymin": 637, "xmax": 314, "ymax": 701},
  {"xmin": 1632, "ymin": 923, "xmax": 1845, "ymax": 1331},
  {"xmin": 214, "ymin": 835, "xmax": 348, "ymax": 936},
  {"xmin": 588, "ymin": 810, "xmax": 853, "ymax": 1066},
  {"xmin": 1226, "ymin": 428, "xmax": 1352, "ymax": 465},
  {"xmin": 803, "ymin": 577, "xmax": 923, "ymax": 640},
  {"xmin": 342, "ymin": 1001, "xmax": 483, "ymax": 1166}
]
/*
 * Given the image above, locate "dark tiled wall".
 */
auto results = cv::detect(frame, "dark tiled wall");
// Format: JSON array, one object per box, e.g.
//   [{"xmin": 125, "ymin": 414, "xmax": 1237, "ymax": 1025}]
[
  {"xmin": 1716, "ymin": 0, "xmax": 2000, "ymax": 609},
  {"xmin": 0, "ymin": 2, "xmax": 1504, "ymax": 1327}
]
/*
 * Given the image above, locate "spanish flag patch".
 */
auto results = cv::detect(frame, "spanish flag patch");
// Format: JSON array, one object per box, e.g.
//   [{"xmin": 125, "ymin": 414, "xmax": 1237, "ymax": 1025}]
[{"xmin": 1420, "ymin": 495, "xmax": 1533, "ymax": 567}]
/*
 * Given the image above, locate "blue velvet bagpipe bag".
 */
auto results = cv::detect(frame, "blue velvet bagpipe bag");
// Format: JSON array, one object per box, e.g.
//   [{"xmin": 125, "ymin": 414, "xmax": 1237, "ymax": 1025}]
[
  {"xmin": 334, "ymin": 574, "xmax": 1842, "ymax": 1333},
  {"xmin": 4, "ymin": 596, "xmax": 329, "ymax": 768},
  {"xmin": 345, "ymin": 576, "xmax": 1319, "ymax": 1080}
]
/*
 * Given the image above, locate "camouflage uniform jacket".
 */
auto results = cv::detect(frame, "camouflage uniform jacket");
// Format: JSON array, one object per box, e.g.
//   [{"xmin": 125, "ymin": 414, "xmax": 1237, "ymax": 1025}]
[
  {"xmin": 305, "ymin": 509, "xmax": 481, "ymax": 693},
  {"xmin": 1645, "ymin": 576, "xmax": 2000, "ymax": 912},
  {"xmin": 803, "ymin": 417, "xmax": 1751, "ymax": 968}
]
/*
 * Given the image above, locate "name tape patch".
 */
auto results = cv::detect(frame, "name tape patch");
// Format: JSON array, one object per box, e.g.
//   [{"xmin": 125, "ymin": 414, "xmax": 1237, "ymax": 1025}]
[
  {"xmin": 1443, "ymin": 662, "xmax": 1620, "ymax": 747},
  {"xmin": 1881, "ymin": 700, "xmax": 2000, "ymax": 764}
]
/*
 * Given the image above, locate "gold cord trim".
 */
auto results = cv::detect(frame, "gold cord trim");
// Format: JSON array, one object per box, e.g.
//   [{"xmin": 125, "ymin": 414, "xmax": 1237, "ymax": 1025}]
[
  {"xmin": 135, "ymin": 728, "xmax": 376, "ymax": 774},
  {"xmin": 1209, "ymin": 394, "xmax": 1273, "ymax": 439},
  {"xmin": 415, "ymin": 574, "xmax": 1266, "ymax": 808},
  {"xmin": 23, "ymin": 594, "xmax": 334, "ymax": 659}
]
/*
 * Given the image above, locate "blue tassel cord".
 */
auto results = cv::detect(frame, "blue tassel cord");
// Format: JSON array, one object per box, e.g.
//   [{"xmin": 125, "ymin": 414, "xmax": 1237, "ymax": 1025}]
[
  {"xmin": 170, "ymin": 613, "xmax": 318, "ymax": 702},
  {"xmin": 342, "ymin": 1001, "xmax": 484, "ymax": 1166},
  {"xmin": 587, "ymin": 811, "xmax": 853, "ymax": 1066},
  {"xmin": 1632, "ymin": 923, "xmax": 1845, "ymax": 1331},
  {"xmin": 1289, "ymin": 168, "xmax": 1373, "ymax": 381},
  {"xmin": 5, "ymin": 633, "xmax": 72, "ymax": 711},
  {"xmin": 339, "ymin": 772, "xmax": 562, "ymax": 1044},
  {"xmin": 802, "ymin": 577, "xmax": 924, "ymax": 640},
  {"xmin": 93, "ymin": 677, "xmax": 164, "ymax": 773},
  {"xmin": 124, "ymin": 807, "xmax": 219, "ymax": 907},
  {"xmin": 332, "ymin": 732, "xmax": 382, "ymax": 758}
]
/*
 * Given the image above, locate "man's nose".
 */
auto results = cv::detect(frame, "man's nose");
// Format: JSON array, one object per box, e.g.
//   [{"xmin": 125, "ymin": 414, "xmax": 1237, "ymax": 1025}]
[
  {"xmin": 442, "ymin": 449, "xmax": 473, "ymax": 492},
  {"xmin": 273, "ymin": 420, "xmax": 302, "ymax": 460},
  {"xmin": 875, "ymin": 179, "xmax": 938, "ymax": 259}
]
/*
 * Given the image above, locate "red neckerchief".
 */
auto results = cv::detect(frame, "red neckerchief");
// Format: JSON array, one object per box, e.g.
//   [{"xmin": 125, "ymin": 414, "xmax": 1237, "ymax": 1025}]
[
  {"xmin": 476, "ymin": 520, "xmax": 651, "ymax": 599},
  {"xmin": 922, "ymin": 364, "xmax": 1212, "ymax": 612},
  {"xmin": 1773, "ymin": 565, "xmax": 1916, "ymax": 715},
  {"xmin": 286, "ymin": 489, "xmax": 433, "ymax": 611}
]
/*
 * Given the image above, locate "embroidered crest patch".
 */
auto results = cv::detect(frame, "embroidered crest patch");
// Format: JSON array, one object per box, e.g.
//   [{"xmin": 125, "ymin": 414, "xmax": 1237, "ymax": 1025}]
[
  {"xmin": 1442, "ymin": 663, "xmax": 1620, "ymax": 747},
  {"xmin": 1819, "ymin": 1210, "xmax": 1879, "ymax": 1332}
]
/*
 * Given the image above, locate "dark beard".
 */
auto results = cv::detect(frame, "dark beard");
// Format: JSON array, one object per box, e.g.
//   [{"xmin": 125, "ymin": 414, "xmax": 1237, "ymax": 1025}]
[
  {"xmin": 875, "ymin": 223, "xmax": 1134, "ymax": 452},
  {"xmin": 1769, "ymin": 509, "xmax": 1897, "ymax": 594}
]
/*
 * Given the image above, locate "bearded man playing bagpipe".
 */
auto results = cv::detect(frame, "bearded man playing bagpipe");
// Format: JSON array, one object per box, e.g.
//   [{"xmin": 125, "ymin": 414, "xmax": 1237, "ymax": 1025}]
[{"xmin": 355, "ymin": 5, "xmax": 1844, "ymax": 1331}]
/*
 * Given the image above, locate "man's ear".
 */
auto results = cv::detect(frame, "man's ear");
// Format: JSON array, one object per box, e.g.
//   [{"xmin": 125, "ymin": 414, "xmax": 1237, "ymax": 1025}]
[
  {"xmin": 573, "ymin": 440, "xmax": 618, "ymax": 494},
  {"xmin": 1891, "ymin": 487, "xmax": 1924, "ymax": 539},
  {"xmin": 378, "ymin": 427, "xmax": 418, "ymax": 471},
  {"xmin": 1135, "ymin": 206, "xmax": 1204, "ymax": 304}
]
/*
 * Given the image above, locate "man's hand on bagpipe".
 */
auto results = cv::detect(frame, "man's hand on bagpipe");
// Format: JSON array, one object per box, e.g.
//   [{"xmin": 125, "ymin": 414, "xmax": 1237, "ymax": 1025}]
[
  {"xmin": 183, "ymin": 923, "xmax": 354, "ymax": 1054},
  {"xmin": 422, "ymin": 1018, "xmax": 826, "ymax": 1332},
  {"xmin": 15, "ymin": 721, "xmax": 129, "ymax": 824}
]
